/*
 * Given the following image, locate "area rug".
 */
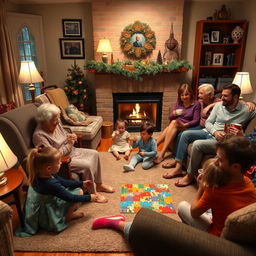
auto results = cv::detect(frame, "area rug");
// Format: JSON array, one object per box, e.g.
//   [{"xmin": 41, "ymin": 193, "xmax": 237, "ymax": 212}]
[
  {"xmin": 120, "ymin": 184, "xmax": 175, "ymax": 213},
  {"xmin": 14, "ymin": 152, "xmax": 197, "ymax": 252}
]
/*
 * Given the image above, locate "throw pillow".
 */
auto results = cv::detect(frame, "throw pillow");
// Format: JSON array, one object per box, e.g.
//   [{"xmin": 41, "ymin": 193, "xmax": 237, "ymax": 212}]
[
  {"xmin": 65, "ymin": 104, "xmax": 88, "ymax": 122},
  {"xmin": 61, "ymin": 108, "xmax": 92, "ymax": 126},
  {"xmin": 221, "ymin": 202, "xmax": 256, "ymax": 244}
]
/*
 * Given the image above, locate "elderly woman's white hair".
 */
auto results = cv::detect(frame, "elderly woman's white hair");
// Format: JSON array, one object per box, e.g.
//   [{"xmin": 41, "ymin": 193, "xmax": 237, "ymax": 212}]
[
  {"xmin": 198, "ymin": 83, "xmax": 215, "ymax": 98},
  {"xmin": 36, "ymin": 103, "xmax": 60, "ymax": 123}
]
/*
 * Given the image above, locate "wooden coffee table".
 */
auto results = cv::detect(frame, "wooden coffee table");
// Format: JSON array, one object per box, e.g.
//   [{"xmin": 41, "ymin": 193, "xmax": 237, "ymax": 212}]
[{"xmin": 0, "ymin": 168, "xmax": 24, "ymax": 226}]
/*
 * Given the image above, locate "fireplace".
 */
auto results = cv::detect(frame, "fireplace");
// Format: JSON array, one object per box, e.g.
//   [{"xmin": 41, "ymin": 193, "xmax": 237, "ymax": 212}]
[{"xmin": 113, "ymin": 93, "xmax": 163, "ymax": 132}]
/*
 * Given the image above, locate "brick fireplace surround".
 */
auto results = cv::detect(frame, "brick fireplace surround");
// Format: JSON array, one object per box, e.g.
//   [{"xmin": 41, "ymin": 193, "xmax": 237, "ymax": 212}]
[{"xmin": 95, "ymin": 73, "xmax": 184, "ymax": 130}]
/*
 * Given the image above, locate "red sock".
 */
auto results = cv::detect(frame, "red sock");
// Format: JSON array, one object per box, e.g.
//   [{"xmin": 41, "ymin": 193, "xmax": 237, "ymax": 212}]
[{"xmin": 92, "ymin": 214, "xmax": 125, "ymax": 229}]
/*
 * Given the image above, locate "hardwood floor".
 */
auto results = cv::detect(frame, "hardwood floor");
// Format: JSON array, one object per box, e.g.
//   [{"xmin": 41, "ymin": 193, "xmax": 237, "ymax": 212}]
[{"xmin": 12, "ymin": 137, "xmax": 162, "ymax": 256}]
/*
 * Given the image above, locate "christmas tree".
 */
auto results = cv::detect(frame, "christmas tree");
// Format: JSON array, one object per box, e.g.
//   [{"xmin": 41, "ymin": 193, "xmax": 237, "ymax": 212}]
[
  {"xmin": 156, "ymin": 50, "xmax": 163, "ymax": 64},
  {"xmin": 64, "ymin": 61, "xmax": 88, "ymax": 104}
]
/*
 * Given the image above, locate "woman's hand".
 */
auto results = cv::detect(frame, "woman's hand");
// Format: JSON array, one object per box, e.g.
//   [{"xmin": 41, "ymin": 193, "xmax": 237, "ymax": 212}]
[
  {"xmin": 83, "ymin": 180, "xmax": 92, "ymax": 188},
  {"xmin": 202, "ymin": 105, "xmax": 211, "ymax": 116},
  {"xmin": 176, "ymin": 120, "xmax": 188, "ymax": 131},
  {"xmin": 67, "ymin": 134, "xmax": 77, "ymax": 146}
]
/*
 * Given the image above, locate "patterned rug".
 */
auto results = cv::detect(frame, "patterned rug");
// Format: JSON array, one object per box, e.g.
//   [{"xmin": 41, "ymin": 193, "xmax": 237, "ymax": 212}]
[{"xmin": 120, "ymin": 184, "xmax": 175, "ymax": 213}]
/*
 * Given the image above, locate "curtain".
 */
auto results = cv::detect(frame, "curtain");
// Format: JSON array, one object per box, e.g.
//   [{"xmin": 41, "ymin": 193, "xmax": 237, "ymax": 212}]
[{"xmin": 0, "ymin": 0, "xmax": 24, "ymax": 106}]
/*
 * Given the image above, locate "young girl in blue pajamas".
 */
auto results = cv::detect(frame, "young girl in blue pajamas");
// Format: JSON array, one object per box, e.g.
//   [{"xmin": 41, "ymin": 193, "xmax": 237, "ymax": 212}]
[{"xmin": 123, "ymin": 122, "xmax": 157, "ymax": 172}]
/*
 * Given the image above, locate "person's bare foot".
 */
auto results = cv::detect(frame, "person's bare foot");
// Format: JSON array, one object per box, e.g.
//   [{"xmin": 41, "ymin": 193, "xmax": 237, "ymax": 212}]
[
  {"xmin": 154, "ymin": 156, "xmax": 164, "ymax": 164},
  {"xmin": 162, "ymin": 168, "xmax": 183, "ymax": 179},
  {"xmin": 124, "ymin": 155, "xmax": 129, "ymax": 160},
  {"xmin": 70, "ymin": 211, "xmax": 85, "ymax": 221},
  {"xmin": 175, "ymin": 174, "xmax": 195, "ymax": 187},
  {"xmin": 97, "ymin": 184, "xmax": 115, "ymax": 193}
]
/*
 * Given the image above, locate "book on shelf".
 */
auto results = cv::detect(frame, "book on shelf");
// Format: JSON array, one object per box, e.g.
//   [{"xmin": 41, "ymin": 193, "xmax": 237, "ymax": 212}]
[
  {"xmin": 199, "ymin": 77, "xmax": 217, "ymax": 86},
  {"xmin": 225, "ymin": 53, "xmax": 235, "ymax": 65}
]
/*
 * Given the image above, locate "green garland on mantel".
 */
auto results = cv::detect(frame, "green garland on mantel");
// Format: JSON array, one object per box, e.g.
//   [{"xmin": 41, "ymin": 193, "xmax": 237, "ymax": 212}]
[{"xmin": 85, "ymin": 60, "xmax": 192, "ymax": 81}]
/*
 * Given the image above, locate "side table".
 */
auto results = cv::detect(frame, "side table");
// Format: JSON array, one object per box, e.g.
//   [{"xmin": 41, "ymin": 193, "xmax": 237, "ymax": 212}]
[
  {"xmin": 0, "ymin": 168, "xmax": 24, "ymax": 226},
  {"xmin": 101, "ymin": 121, "xmax": 113, "ymax": 139}
]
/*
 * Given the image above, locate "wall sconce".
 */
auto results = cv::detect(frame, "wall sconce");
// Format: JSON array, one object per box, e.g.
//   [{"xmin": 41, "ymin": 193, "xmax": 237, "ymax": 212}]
[
  {"xmin": 232, "ymin": 72, "xmax": 253, "ymax": 99},
  {"xmin": 18, "ymin": 60, "xmax": 44, "ymax": 103},
  {"xmin": 0, "ymin": 133, "xmax": 18, "ymax": 186},
  {"xmin": 97, "ymin": 38, "xmax": 112, "ymax": 64}
]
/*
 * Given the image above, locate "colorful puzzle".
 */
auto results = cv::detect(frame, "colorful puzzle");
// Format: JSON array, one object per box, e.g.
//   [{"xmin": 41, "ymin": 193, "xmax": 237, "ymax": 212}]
[{"xmin": 120, "ymin": 184, "xmax": 175, "ymax": 213}]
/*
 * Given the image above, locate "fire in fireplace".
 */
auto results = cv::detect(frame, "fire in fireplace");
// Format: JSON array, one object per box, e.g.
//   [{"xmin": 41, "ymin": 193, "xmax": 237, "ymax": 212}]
[{"xmin": 113, "ymin": 93, "xmax": 163, "ymax": 132}]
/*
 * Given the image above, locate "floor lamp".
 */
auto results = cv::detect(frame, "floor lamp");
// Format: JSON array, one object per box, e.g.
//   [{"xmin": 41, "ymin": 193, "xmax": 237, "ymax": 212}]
[
  {"xmin": 0, "ymin": 133, "xmax": 18, "ymax": 186},
  {"xmin": 18, "ymin": 60, "xmax": 44, "ymax": 103}
]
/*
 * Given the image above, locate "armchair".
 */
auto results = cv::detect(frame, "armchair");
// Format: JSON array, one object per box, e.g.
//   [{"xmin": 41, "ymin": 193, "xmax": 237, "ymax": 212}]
[
  {"xmin": 0, "ymin": 201, "xmax": 13, "ymax": 256},
  {"xmin": 35, "ymin": 85, "xmax": 103, "ymax": 149},
  {"xmin": 0, "ymin": 104, "xmax": 73, "ymax": 180}
]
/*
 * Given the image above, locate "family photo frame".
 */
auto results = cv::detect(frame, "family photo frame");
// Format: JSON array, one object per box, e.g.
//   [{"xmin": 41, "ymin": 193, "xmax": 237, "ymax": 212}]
[
  {"xmin": 202, "ymin": 33, "xmax": 210, "ymax": 44},
  {"xmin": 211, "ymin": 30, "xmax": 220, "ymax": 43},
  {"xmin": 62, "ymin": 19, "xmax": 82, "ymax": 37},
  {"xmin": 59, "ymin": 38, "xmax": 85, "ymax": 59},
  {"xmin": 212, "ymin": 53, "xmax": 224, "ymax": 65}
]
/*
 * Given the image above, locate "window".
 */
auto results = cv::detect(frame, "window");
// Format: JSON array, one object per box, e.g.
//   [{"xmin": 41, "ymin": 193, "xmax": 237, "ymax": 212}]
[{"xmin": 18, "ymin": 26, "xmax": 41, "ymax": 100}]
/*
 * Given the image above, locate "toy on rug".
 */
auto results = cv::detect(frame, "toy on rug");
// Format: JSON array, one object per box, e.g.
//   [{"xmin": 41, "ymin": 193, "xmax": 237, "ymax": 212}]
[{"xmin": 120, "ymin": 184, "xmax": 175, "ymax": 213}]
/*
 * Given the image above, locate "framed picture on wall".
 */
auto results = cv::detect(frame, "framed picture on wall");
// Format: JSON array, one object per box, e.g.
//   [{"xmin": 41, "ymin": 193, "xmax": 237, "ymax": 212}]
[
  {"xmin": 202, "ymin": 33, "xmax": 210, "ymax": 44},
  {"xmin": 59, "ymin": 38, "xmax": 85, "ymax": 59},
  {"xmin": 62, "ymin": 19, "xmax": 82, "ymax": 37}
]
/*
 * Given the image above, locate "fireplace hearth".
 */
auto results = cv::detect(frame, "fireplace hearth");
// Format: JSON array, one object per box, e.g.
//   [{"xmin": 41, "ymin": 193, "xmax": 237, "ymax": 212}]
[{"xmin": 113, "ymin": 93, "xmax": 163, "ymax": 132}]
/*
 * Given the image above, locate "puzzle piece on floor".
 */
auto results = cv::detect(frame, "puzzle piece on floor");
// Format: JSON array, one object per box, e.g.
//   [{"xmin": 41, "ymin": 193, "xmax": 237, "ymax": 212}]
[{"xmin": 120, "ymin": 184, "xmax": 175, "ymax": 213}]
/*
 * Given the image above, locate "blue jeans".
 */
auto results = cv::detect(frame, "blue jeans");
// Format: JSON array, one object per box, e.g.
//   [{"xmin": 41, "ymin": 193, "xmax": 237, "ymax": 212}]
[
  {"xmin": 174, "ymin": 127, "xmax": 208, "ymax": 162},
  {"xmin": 129, "ymin": 154, "xmax": 155, "ymax": 170},
  {"xmin": 187, "ymin": 137, "xmax": 217, "ymax": 175}
]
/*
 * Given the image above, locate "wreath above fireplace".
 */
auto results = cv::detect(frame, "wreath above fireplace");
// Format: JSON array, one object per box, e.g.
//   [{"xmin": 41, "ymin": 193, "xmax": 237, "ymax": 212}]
[{"xmin": 120, "ymin": 21, "xmax": 156, "ymax": 59}]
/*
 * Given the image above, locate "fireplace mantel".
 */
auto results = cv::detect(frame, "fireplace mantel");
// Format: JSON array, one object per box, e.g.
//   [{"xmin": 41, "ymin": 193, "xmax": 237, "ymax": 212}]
[{"xmin": 94, "ymin": 72, "xmax": 184, "ymax": 130}]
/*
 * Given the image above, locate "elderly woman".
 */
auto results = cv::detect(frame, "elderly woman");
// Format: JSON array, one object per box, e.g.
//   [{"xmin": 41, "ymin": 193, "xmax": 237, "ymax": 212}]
[{"xmin": 33, "ymin": 103, "xmax": 114, "ymax": 203}]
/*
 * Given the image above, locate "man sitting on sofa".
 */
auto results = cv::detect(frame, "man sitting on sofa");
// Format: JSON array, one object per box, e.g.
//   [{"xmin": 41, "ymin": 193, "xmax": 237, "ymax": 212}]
[
  {"xmin": 177, "ymin": 136, "xmax": 256, "ymax": 236},
  {"xmin": 174, "ymin": 83, "xmax": 256, "ymax": 187}
]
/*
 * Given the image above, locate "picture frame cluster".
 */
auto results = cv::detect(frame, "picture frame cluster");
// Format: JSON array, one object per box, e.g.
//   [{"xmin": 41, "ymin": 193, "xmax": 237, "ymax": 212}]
[{"xmin": 59, "ymin": 19, "xmax": 85, "ymax": 59}]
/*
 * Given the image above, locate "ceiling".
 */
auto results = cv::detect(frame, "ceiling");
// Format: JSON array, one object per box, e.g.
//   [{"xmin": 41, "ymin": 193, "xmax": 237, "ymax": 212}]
[{"xmin": 9, "ymin": 0, "xmax": 242, "ymax": 5}]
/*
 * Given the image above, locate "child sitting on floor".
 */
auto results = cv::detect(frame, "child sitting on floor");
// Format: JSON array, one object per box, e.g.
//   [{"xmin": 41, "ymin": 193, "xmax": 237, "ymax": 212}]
[
  {"xmin": 16, "ymin": 146, "xmax": 101, "ymax": 237},
  {"xmin": 123, "ymin": 122, "xmax": 157, "ymax": 172},
  {"xmin": 108, "ymin": 119, "xmax": 132, "ymax": 160}
]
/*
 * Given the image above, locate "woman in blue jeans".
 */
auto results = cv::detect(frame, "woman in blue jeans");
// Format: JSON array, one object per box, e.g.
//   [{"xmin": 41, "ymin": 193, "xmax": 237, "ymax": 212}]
[{"xmin": 162, "ymin": 83, "xmax": 220, "ymax": 180}]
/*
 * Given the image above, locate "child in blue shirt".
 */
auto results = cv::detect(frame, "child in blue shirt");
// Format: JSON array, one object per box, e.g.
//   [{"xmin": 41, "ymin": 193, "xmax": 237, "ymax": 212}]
[{"xmin": 123, "ymin": 122, "xmax": 157, "ymax": 171}]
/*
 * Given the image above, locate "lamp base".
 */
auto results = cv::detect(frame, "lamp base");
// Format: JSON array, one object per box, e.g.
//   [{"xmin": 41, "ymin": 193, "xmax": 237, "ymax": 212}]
[
  {"xmin": 102, "ymin": 53, "xmax": 108, "ymax": 64},
  {"xmin": 0, "ymin": 175, "xmax": 7, "ymax": 187},
  {"xmin": 29, "ymin": 84, "xmax": 35, "ymax": 103}
]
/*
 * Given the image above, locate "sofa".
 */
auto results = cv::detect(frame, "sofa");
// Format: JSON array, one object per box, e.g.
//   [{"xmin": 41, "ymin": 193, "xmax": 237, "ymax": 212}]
[
  {"xmin": 129, "ymin": 206, "xmax": 256, "ymax": 256},
  {"xmin": 0, "ymin": 201, "xmax": 14, "ymax": 256},
  {"xmin": 35, "ymin": 87, "xmax": 103, "ymax": 150},
  {"xmin": 185, "ymin": 117, "xmax": 256, "ymax": 169}
]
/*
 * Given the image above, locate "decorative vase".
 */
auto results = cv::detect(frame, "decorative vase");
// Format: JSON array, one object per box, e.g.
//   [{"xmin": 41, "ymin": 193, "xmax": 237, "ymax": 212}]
[{"xmin": 231, "ymin": 26, "xmax": 244, "ymax": 43}]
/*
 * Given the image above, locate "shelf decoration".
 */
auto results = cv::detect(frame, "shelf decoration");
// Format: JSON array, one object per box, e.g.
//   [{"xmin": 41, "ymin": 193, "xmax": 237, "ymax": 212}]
[
  {"xmin": 85, "ymin": 60, "xmax": 192, "ymax": 81},
  {"xmin": 120, "ymin": 21, "xmax": 156, "ymax": 59}
]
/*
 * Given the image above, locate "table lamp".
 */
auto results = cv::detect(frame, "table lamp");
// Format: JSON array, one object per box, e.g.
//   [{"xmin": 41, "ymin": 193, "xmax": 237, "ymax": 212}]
[
  {"xmin": 232, "ymin": 72, "xmax": 253, "ymax": 99},
  {"xmin": 0, "ymin": 133, "xmax": 18, "ymax": 186},
  {"xmin": 18, "ymin": 60, "xmax": 44, "ymax": 103},
  {"xmin": 96, "ymin": 38, "xmax": 112, "ymax": 64}
]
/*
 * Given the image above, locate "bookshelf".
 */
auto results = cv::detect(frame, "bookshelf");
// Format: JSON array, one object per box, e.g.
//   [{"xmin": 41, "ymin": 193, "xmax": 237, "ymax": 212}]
[{"xmin": 192, "ymin": 20, "xmax": 248, "ymax": 92}]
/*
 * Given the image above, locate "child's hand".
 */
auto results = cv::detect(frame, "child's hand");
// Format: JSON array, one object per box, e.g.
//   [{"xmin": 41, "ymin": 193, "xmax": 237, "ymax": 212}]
[
  {"xmin": 139, "ymin": 151, "xmax": 145, "ymax": 156},
  {"xmin": 83, "ymin": 180, "xmax": 92, "ymax": 188},
  {"xmin": 115, "ymin": 130, "xmax": 120, "ymax": 135},
  {"xmin": 132, "ymin": 136, "xmax": 138, "ymax": 141},
  {"xmin": 90, "ymin": 193, "xmax": 97, "ymax": 202}
]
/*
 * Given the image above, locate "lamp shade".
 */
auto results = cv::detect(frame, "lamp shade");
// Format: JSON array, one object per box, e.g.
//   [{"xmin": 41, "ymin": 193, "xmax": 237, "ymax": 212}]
[
  {"xmin": 0, "ymin": 133, "xmax": 17, "ymax": 172},
  {"xmin": 96, "ymin": 39, "xmax": 112, "ymax": 53},
  {"xmin": 232, "ymin": 72, "xmax": 253, "ymax": 94},
  {"xmin": 18, "ymin": 60, "xmax": 44, "ymax": 84}
]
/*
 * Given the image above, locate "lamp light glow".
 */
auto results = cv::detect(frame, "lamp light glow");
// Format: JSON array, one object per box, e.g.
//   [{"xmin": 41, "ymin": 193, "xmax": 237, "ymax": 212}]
[
  {"xmin": 18, "ymin": 60, "xmax": 44, "ymax": 102},
  {"xmin": 96, "ymin": 39, "xmax": 112, "ymax": 63},
  {"xmin": 0, "ymin": 133, "xmax": 18, "ymax": 186},
  {"xmin": 232, "ymin": 72, "xmax": 253, "ymax": 95}
]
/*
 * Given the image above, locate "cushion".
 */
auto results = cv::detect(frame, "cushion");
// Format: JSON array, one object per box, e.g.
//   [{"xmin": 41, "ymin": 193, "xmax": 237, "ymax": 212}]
[
  {"xmin": 61, "ymin": 107, "xmax": 92, "ymax": 126},
  {"xmin": 65, "ymin": 104, "xmax": 88, "ymax": 122},
  {"xmin": 46, "ymin": 88, "xmax": 69, "ymax": 109},
  {"xmin": 221, "ymin": 202, "xmax": 256, "ymax": 244}
]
